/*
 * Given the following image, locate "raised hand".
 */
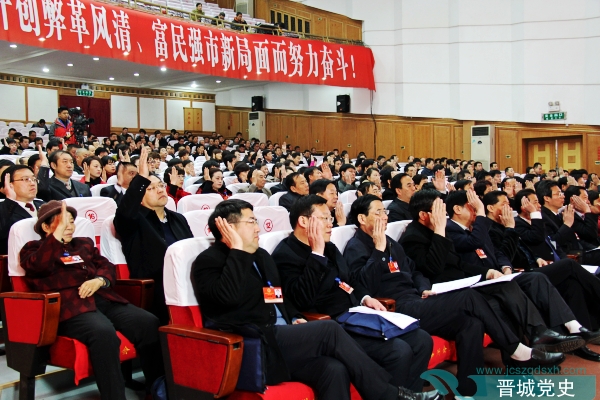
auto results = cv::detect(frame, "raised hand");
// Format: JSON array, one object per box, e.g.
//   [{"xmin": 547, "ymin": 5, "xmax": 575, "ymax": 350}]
[
  {"xmin": 499, "ymin": 204, "xmax": 515, "ymax": 228},
  {"xmin": 466, "ymin": 188, "xmax": 485, "ymax": 216},
  {"xmin": 321, "ymin": 162, "xmax": 333, "ymax": 180},
  {"xmin": 520, "ymin": 197, "xmax": 537, "ymax": 214},
  {"xmin": 169, "ymin": 166, "xmax": 181, "ymax": 187},
  {"xmin": 335, "ymin": 200, "xmax": 346, "ymax": 226},
  {"xmin": 432, "ymin": 169, "xmax": 446, "ymax": 192},
  {"xmin": 429, "ymin": 198, "xmax": 447, "ymax": 236},
  {"xmin": 83, "ymin": 162, "xmax": 91, "ymax": 182},
  {"xmin": 562, "ymin": 204, "xmax": 575, "ymax": 227},
  {"xmin": 570, "ymin": 195, "xmax": 591, "ymax": 214},
  {"xmin": 307, "ymin": 216, "xmax": 325, "ymax": 255},
  {"xmin": 138, "ymin": 147, "xmax": 149, "ymax": 178},
  {"xmin": 38, "ymin": 144, "xmax": 48, "ymax": 166},
  {"xmin": 215, "ymin": 217, "xmax": 243, "ymax": 250},
  {"xmin": 3, "ymin": 173, "xmax": 16, "ymax": 200},
  {"xmin": 52, "ymin": 201, "xmax": 71, "ymax": 242}
]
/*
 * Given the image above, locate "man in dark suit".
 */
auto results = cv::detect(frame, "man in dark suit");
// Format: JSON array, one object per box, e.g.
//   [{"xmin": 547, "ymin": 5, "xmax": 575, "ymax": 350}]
[
  {"xmin": 387, "ymin": 173, "xmax": 414, "ymax": 222},
  {"xmin": 344, "ymin": 194, "xmax": 563, "ymax": 397},
  {"xmin": 273, "ymin": 195, "xmax": 433, "ymax": 392},
  {"xmin": 0, "ymin": 165, "xmax": 44, "ymax": 254},
  {"xmin": 100, "ymin": 162, "xmax": 138, "ymax": 206},
  {"xmin": 192, "ymin": 199, "xmax": 439, "ymax": 400},
  {"xmin": 114, "ymin": 148, "xmax": 193, "ymax": 324},
  {"xmin": 445, "ymin": 190, "xmax": 584, "ymax": 353},
  {"xmin": 562, "ymin": 185, "xmax": 600, "ymax": 265},
  {"xmin": 278, "ymin": 172, "xmax": 309, "ymax": 211},
  {"xmin": 36, "ymin": 147, "xmax": 91, "ymax": 201},
  {"xmin": 510, "ymin": 189, "xmax": 600, "ymax": 359}
]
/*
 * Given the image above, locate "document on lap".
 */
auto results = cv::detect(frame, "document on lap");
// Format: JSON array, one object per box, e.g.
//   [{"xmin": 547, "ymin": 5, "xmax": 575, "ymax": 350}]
[
  {"xmin": 581, "ymin": 265, "xmax": 599, "ymax": 274},
  {"xmin": 430, "ymin": 275, "xmax": 482, "ymax": 295},
  {"xmin": 471, "ymin": 272, "xmax": 521, "ymax": 288},
  {"xmin": 347, "ymin": 306, "xmax": 418, "ymax": 329}
]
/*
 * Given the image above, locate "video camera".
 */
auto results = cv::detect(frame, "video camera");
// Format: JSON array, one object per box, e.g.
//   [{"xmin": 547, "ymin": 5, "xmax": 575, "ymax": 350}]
[{"xmin": 68, "ymin": 107, "xmax": 95, "ymax": 144}]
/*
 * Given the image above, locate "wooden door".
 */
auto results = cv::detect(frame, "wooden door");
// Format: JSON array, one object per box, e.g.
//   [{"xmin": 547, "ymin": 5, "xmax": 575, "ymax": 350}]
[
  {"xmin": 557, "ymin": 138, "xmax": 582, "ymax": 171},
  {"xmin": 527, "ymin": 139, "xmax": 555, "ymax": 173},
  {"xmin": 184, "ymin": 108, "xmax": 203, "ymax": 132}
]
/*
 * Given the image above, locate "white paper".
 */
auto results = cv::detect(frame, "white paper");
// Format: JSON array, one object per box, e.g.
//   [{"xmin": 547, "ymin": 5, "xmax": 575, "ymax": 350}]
[
  {"xmin": 581, "ymin": 265, "xmax": 599, "ymax": 274},
  {"xmin": 347, "ymin": 306, "xmax": 418, "ymax": 329},
  {"xmin": 430, "ymin": 275, "xmax": 482, "ymax": 295},
  {"xmin": 471, "ymin": 272, "xmax": 521, "ymax": 288}
]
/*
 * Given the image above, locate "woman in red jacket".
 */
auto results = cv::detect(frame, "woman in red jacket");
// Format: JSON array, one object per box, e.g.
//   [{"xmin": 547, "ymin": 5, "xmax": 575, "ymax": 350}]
[{"xmin": 20, "ymin": 201, "xmax": 163, "ymax": 400}]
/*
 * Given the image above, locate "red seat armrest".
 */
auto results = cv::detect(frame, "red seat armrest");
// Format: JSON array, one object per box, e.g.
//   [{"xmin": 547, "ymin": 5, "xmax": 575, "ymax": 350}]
[
  {"xmin": 376, "ymin": 298, "xmax": 396, "ymax": 312},
  {"xmin": 302, "ymin": 312, "xmax": 331, "ymax": 321},
  {"xmin": 115, "ymin": 279, "xmax": 154, "ymax": 310},
  {"xmin": 0, "ymin": 291, "xmax": 60, "ymax": 346}
]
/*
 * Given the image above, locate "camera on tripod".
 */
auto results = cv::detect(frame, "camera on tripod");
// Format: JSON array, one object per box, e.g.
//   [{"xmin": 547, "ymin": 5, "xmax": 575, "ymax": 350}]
[{"xmin": 68, "ymin": 107, "xmax": 95, "ymax": 144}]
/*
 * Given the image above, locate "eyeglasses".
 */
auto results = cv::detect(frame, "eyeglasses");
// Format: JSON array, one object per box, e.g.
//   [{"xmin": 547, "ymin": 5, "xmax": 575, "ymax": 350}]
[
  {"xmin": 232, "ymin": 218, "xmax": 259, "ymax": 226},
  {"xmin": 302, "ymin": 215, "xmax": 335, "ymax": 224},
  {"xmin": 146, "ymin": 183, "xmax": 167, "ymax": 192},
  {"xmin": 13, "ymin": 177, "xmax": 38, "ymax": 184}
]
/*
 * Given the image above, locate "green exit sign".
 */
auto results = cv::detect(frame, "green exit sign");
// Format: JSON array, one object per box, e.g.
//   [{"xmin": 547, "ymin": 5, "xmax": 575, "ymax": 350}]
[
  {"xmin": 76, "ymin": 89, "xmax": 94, "ymax": 97},
  {"xmin": 542, "ymin": 111, "xmax": 566, "ymax": 121}
]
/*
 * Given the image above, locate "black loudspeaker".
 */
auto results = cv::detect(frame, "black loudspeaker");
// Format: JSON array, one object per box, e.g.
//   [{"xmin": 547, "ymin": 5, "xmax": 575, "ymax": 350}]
[
  {"xmin": 336, "ymin": 95, "xmax": 350, "ymax": 113},
  {"xmin": 251, "ymin": 96, "xmax": 264, "ymax": 111}
]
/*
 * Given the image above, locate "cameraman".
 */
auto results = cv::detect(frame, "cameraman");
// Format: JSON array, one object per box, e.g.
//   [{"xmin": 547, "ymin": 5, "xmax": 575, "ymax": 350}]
[{"xmin": 49, "ymin": 107, "xmax": 76, "ymax": 147}]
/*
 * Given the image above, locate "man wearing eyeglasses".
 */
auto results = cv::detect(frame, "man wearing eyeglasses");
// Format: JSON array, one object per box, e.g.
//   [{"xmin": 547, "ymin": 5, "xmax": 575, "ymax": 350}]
[
  {"xmin": 0, "ymin": 165, "xmax": 44, "ymax": 254},
  {"xmin": 309, "ymin": 179, "xmax": 347, "ymax": 227},
  {"xmin": 114, "ymin": 147, "xmax": 193, "ymax": 324}
]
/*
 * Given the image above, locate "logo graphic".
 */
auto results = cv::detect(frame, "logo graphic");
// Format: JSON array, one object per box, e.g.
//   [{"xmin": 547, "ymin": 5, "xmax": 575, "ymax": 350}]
[
  {"xmin": 201, "ymin": 204, "xmax": 210, "ymax": 210},
  {"xmin": 204, "ymin": 225, "xmax": 211, "ymax": 236},
  {"xmin": 85, "ymin": 210, "xmax": 98, "ymax": 223},
  {"xmin": 264, "ymin": 219, "xmax": 273, "ymax": 232}
]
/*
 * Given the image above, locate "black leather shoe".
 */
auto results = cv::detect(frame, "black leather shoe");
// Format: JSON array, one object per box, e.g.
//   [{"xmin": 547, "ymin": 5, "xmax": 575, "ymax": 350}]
[
  {"xmin": 572, "ymin": 327, "xmax": 600, "ymax": 345},
  {"xmin": 508, "ymin": 349, "xmax": 565, "ymax": 368},
  {"xmin": 572, "ymin": 346, "xmax": 600, "ymax": 362},
  {"xmin": 397, "ymin": 387, "xmax": 441, "ymax": 400},
  {"xmin": 531, "ymin": 329, "xmax": 585, "ymax": 353}
]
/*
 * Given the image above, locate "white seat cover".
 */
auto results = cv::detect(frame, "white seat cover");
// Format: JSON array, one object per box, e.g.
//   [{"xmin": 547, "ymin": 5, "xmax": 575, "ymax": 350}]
[
  {"xmin": 383, "ymin": 200, "xmax": 392, "ymax": 209},
  {"xmin": 329, "ymin": 225, "xmax": 358, "ymax": 253},
  {"xmin": 253, "ymin": 206, "xmax": 291, "ymax": 235},
  {"xmin": 183, "ymin": 210, "xmax": 214, "ymax": 237},
  {"xmin": 223, "ymin": 176, "xmax": 237, "ymax": 186},
  {"xmin": 9, "ymin": 217, "xmax": 94, "ymax": 277},
  {"xmin": 230, "ymin": 193, "xmax": 269, "ymax": 207},
  {"xmin": 339, "ymin": 190, "xmax": 357, "ymax": 204},
  {"xmin": 343, "ymin": 203, "xmax": 352, "ymax": 218},
  {"xmin": 107, "ymin": 175, "xmax": 118, "ymax": 184},
  {"xmin": 164, "ymin": 237, "xmax": 214, "ymax": 307},
  {"xmin": 259, "ymin": 230, "xmax": 292, "ymax": 254},
  {"xmin": 265, "ymin": 182, "xmax": 279, "ymax": 189},
  {"xmin": 269, "ymin": 191, "xmax": 287, "ymax": 206},
  {"xmin": 184, "ymin": 183, "xmax": 201, "ymax": 194},
  {"xmin": 385, "ymin": 220, "xmax": 412, "ymax": 242},
  {"xmin": 100, "ymin": 215, "xmax": 127, "ymax": 264},
  {"xmin": 176, "ymin": 193, "xmax": 223, "ymax": 213},
  {"xmin": 90, "ymin": 183, "xmax": 113, "ymax": 197},
  {"xmin": 65, "ymin": 197, "xmax": 117, "ymax": 237},
  {"xmin": 227, "ymin": 183, "xmax": 249, "ymax": 194},
  {"xmin": 166, "ymin": 196, "xmax": 176, "ymax": 212}
]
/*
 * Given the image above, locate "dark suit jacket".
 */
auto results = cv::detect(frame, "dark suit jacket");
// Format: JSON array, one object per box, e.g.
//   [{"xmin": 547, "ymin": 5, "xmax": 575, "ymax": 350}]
[
  {"xmin": 278, "ymin": 191, "xmax": 302, "ymax": 211},
  {"xmin": 514, "ymin": 216, "xmax": 567, "ymax": 262},
  {"xmin": 488, "ymin": 220, "xmax": 536, "ymax": 270},
  {"xmin": 272, "ymin": 234, "xmax": 365, "ymax": 319},
  {"xmin": 400, "ymin": 220, "xmax": 486, "ymax": 284},
  {"xmin": 21, "ymin": 236, "xmax": 127, "ymax": 321},
  {"xmin": 540, "ymin": 207, "xmax": 579, "ymax": 254},
  {"xmin": 37, "ymin": 166, "xmax": 91, "ymax": 201},
  {"xmin": 387, "ymin": 198, "xmax": 411, "ymax": 223},
  {"xmin": 343, "ymin": 228, "xmax": 431, "ymax": 303},
  {"xmin": 571, "ymin": 212, "xmax": 600, "ymax": 249},
  {"xmin": 193, "ymin": 241, "xmax": 302, "ymax": 385},
  {"xmin": 114, "ymin": 175, "xmax": 193, "ymax": 323},
  {"xmin": 0, "ymin": 199, "xmax": 44, "ymax": 255},
  {"xmin": 445, "ymin": 217, "xmax": 509, "ymax": 272},
  {"xmin": 100, "ymin": 185, "xmax": 124, "ymax": 206}
]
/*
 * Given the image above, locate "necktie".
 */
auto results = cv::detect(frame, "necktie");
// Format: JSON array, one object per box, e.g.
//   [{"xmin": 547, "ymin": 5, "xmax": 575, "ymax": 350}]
[
  {"xmin": 544, "ymin": 236, "xmax": 561, "ymax": 263},
  {"xmin": 25, "ymin": 203, "xmax": 34, "ymax": 212}
]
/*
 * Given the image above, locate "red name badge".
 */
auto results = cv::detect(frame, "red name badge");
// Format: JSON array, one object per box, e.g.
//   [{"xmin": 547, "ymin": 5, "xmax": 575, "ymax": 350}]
[
  {"xmin": 263, "ymin": 287, "xmax": 284, "ymax": 303},
  {"xmin": 388, "ymin": 261, "xmax": 400, "ymax": 273},
  {"xmin": 338, "ymin": 281, "xmax": 354, "ymax": 294},
  {"xmin": 476, "ymin": 249, "xmax": 487, "ymax": 259},
  {"xmin": 60, "ymin": 255, "xmax": 83, "ymax": 264}
]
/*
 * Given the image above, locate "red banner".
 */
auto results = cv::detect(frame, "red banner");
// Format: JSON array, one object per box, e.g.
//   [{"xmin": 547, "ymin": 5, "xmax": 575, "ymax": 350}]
[{"xmin": 0, "ymin": 0, "xmax": 376, "ymax": 90}]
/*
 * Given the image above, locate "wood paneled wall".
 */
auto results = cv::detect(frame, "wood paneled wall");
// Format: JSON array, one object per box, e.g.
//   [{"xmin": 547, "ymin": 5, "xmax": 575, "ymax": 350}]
[{"xmin": 216, "ymin": 108, "xmax": 249, "ymax": 139}]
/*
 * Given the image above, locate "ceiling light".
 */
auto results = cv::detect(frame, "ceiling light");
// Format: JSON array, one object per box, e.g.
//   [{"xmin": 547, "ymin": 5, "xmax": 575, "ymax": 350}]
[
  {"xmin": 216, "ymin": 80, "xmax": 221, "ymax": 83},
  {"xmin": 9, "ymin": 44, "xmax": 17, "ymax": 48},
  {"xmin": 42, "ymin": 67, "xmax": 49, "ymax": 73},
  {"xmin": 160, "ymin": 58, "xmax": 165, "ymax": 62},
  {"xmin": 38, "ymin": 38, "xmax": 45, "ymax": 42},
  {"xmin": 109, "ymin": 77, "xmax": 114, "ymax": 81},
  {"xmin": 134, "ymin": 73, "xmax": 139, "ymax": 77},
  {"xmin": 191, "ymin": 83, "xmax": 197, "ymax": 88},
  {"xmin": 160, "ymin": 67, "xmax": 167, "ymax": 72},
  {"xmin": 67, "ymin": 63, "xmax": 73, "ymax": 67},
  {"xmin": 83, "ymin": 45, "xmax": 90, "ymax": 49},
  {"xmin": 93, "ymin": 57, "xmax": 99, "ymax": 61},
  {"xmin": 192, "ymin": 63, "xmax": 197, "ymax": 67},
  {"xmin": 123, "ymin": 51, "xmax": 129, "ymax": 56},
  {"xmin": 243, "ymin": 75, "xmax": 247, "ymax": 79},
  {"xmin": 256, "ymin": 72, "xmax": 261, "ymax": 75}
]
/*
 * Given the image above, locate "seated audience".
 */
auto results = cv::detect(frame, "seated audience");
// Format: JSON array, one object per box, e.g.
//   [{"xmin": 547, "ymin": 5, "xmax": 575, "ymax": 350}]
[
  {"xmin": 79, "ymin": 156, "xmax": 106, "ymax": 188},
  {"xmin": 237, "ymin": 168, "xmax": 272, "ymax": 197},
  {"xmin": 273, "ymin": 195, "xmax": 433, "ymax": 392},
  {"xmin": 192, "ymin": 199, "xmax": 439, "ymax": 400},
  {"xmin": 114, "ymin": 148, "xmax": 193, "ymax": 324},
  {"xmin": 388, "ymin": 173, "xmax": 415, "ymax": 222},
  {"xmin": 309, "ymin": 179, "xmax": 346, "ymax": 227},
  {"xmin": 20, "ymin": 201, "xmax": 163, "ymax": 400},
  {"xmin": 100, "ymin": 162, "xmax": 137, "ymax": 206},
  {"xmin": 279, "ymin": 172, "xmax": 309, "ymax": 211},
  {"xmin": 37, "ymin": 148, "xmax": 91, "ymax": 200},
  {"xmin": 337, "ymin": 164, "xmax": 357, "ymax": 193},
  {"xmin": 163, "ymin": 166, "xmax": 190, "ymax": 205},
  {"xmin": 197, "ymin": 167, "xmax": 232, "ymax": 199},
  {"xmin": 357, "ymin": 181, "xmax": 382, "ymax": 199}
]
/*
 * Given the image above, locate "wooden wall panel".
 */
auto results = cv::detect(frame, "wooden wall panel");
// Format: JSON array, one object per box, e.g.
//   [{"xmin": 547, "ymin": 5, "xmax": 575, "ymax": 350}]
[
  {"xmin": 432, "ymin": 125, "xmax": 452, "ymax": 159},
  {"xmin": 280, "ymin": 115, "xmax": 296, "ymax": 145},
  {"xmin": 295, "ymin": 116, "xmax": 311, "ymax": 151},
  {"xmin": 311, "ymin": 117, "xmax": 325, "ymax": 152},
  {"xmin": 413, "ymin": 125, "xmax": 433, "ymax": 158},
  {"xmin": 375, "ymin": 121, "xmax": 394, "ymax": 159},
  {"xmin": 346, "ymin": 24, "xmax": 361, "ymax": 41},
  {"xmin": 395, "ymin": 124, "xmax": 413, "ymax": 161},
  {"xmin": 341, "ymin": 118, "xmax": 357, "ymax": 157},
  {"xmin": 266, "ymin": 113, "xmax": 281, "ymax": 144},
  {"xmin": 324, "ymin": 118, "xmax": 342, "ymax": 154},
  {"xmin": 586, "ymin": 134, "xmax": 600, "ymax": 170},
  {"xmin": 241, "ymin": 111, "xmax": 249, "ymax": 138},
  {"xmin": 329, "ymin": 19, "xmax": 344, "ymax": 38},
  {"xmin": 453, "ymin": 127, "xmax": 463, "ymax": 159},
  {"xmin": 496, "ymin": 129, "xmax": 520, "ymax": 172},
  {"xmin": 355, "ymin": 120, "xmax": 375, "ymax": 159}
]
